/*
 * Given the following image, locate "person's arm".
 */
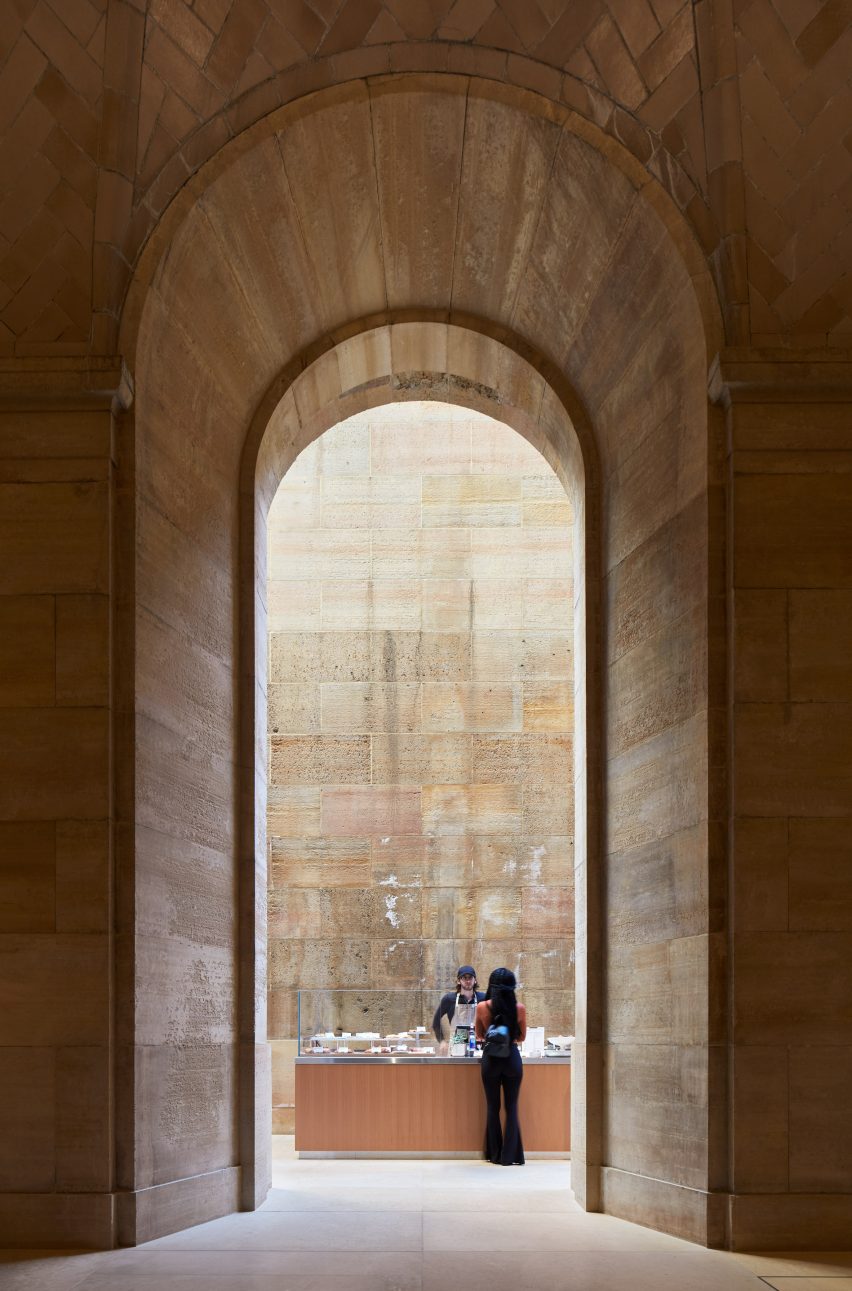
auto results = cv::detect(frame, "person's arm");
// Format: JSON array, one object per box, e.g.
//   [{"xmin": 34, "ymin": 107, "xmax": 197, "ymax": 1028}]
[
  {"xmin": 517, "ymin": 1003, "xmax": 527, "ymax": 1043},
  {"xmin": 432, "ymin": 993, "xmax": 454, "ymax": 1041},
  {"xmin": 475, "ymin": 1001, "xmax": 489, "ymax": 1041}
]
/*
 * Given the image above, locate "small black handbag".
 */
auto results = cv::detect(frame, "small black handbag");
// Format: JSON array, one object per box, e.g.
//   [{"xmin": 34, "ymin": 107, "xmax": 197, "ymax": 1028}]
[{"xmin": 483, "ymin": 1021, "xmax": 511, "ymax": 1057}]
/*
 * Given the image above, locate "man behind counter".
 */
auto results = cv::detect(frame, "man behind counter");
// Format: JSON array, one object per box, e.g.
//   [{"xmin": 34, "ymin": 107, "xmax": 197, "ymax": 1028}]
[{"xmin": 432, "ymin": 966, "xmax": 486, "ymax": 1052}]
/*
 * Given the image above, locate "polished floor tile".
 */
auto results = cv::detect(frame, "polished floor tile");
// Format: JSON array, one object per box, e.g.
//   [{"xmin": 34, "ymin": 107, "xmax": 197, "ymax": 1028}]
[
  {"xmin": 421, "ymin": 1249, "xmax": 759, "ymax": 1291},
  {"xmin": 144, "ymin": 1210, "xmax": 423, "ymax": 1252},
  {"xmin": 1, "ymin": 1139, "xmax": 850, "ymax": 1291}
]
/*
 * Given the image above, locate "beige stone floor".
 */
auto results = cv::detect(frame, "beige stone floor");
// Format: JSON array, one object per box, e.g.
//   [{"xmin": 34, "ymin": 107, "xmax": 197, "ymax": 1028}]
[{"xmin": 2, "ymin": 1138, "xmax": 851, "ymax": 1290}]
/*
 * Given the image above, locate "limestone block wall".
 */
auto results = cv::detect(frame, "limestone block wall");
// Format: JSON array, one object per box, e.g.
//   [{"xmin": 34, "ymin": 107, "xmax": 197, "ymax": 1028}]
[
  {"xmin": 267, "ymin": 403, "xmax": 574, "ymax": 1115},
  {"xmin": 726, "ymin": 388, "xmax": 852, "ymax": 1249},
  {"xmin": 0, "ymin": 400, "xmax": 114, "ymax": 1247}
]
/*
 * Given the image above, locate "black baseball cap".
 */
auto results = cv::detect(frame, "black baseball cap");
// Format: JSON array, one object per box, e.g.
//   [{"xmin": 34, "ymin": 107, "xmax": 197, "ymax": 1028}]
[{"xmin": 457, "ymin": 965, "xmax": 476, "ymax": 977}]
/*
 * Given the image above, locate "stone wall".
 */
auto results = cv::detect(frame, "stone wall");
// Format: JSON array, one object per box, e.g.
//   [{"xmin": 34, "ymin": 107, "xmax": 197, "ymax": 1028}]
[
  {"xmin": 266, "ymin": 402, "xmax": 575, "ymax": 1125},
  {"xmin": 0, "ymin": 396, "xmax": 115, "ymax": 1247},
  {"xmin": 724, "ymin": 379, "xmax": 852, "ymax": 1249}
]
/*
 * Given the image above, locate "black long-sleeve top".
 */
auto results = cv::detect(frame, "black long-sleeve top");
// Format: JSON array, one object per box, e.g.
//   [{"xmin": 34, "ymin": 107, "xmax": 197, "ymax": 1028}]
[{"xmin": 432, "ymin": 991, "xmax": 486, "ymax": 1041}]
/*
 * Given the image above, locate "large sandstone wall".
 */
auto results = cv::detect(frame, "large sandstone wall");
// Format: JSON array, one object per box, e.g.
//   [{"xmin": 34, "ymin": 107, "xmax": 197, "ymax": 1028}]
[
  {"xmin": 266, "ymin": 402, "xmax": 575, "ymax": 1126},
  {"xmin": 0, "ymin": 394, "xmax": 115, "ymax": 1247},
  {"xmin": 724, "ymin": 377, "xmax": 852, "ymax": 1249}
]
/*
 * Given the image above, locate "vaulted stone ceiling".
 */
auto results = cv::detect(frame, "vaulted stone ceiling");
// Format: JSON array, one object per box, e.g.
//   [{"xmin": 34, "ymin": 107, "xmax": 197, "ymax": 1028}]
[{"xmin": 1, "ymin": 0, "xmax": 850, "ymax": 355}]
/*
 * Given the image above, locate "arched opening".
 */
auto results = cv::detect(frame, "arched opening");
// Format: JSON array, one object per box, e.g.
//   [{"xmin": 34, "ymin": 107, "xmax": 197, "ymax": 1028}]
[
  {"xmin": 122, "ymin": 74, "xmax": 722, "ymax": 1247},
  {"xmin": 242, "ymin": 326, "xmax": 597, "ymax": 1206},
  {"xmin": 263, "ymin": 397, "xmax": 578, "ymax": 1149}
]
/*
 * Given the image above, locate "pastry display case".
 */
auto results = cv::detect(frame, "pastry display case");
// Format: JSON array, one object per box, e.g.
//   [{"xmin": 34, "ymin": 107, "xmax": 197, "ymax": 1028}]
[{"xmin": 296, "ymin": 990, "xmax": 572, "ymax": 1059}]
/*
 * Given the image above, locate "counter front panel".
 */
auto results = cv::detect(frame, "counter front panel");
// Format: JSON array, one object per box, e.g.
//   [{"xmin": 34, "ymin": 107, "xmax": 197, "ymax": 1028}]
[{"xmin": 295, "ymin": 1057, "xmax": 570, "ymax": 1154}]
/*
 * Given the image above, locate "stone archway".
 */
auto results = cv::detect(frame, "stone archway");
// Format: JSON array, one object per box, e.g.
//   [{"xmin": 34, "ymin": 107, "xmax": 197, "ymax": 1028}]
[
  {"xmin": 241, "ymin": 323, "xmax": 599, "ymax": 1218},
  {"xmin": 122, "ymin": 74, "xmax": 723, "ymax": 1246}
]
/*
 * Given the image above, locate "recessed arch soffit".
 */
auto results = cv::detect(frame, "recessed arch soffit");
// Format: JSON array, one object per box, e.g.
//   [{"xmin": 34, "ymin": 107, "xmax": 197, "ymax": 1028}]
[
  {"xmin": 131, "ymin": 50, "xmax": 711, "ymax": 284},
  {"xmin": 129, "ymin": 74, "xmax": 719, "ymax": 443}
]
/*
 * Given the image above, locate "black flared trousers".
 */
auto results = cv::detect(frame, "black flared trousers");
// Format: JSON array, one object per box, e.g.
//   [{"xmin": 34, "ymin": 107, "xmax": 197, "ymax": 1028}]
[{"xmin": 481, "ymin": 1046, "xmax": 525, "ymax": 1165}]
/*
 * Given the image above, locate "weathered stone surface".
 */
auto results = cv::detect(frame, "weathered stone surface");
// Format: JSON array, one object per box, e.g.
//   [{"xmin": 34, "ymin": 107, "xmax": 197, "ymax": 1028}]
[
  {"xmin": 607, "ymin": 604, "xmax": 709, "ymax": 758},
  {"xmin": 371, "ymin": 417, "xmax": 470, "ymax": 475},
  {"xmin": 420, "ymin": 579, "xmax": 474, "ymax": 631},
  {"xmin": 321, "ymin": 683, "xmax": 422, "ymax": 733},
  {"xmin": 269, "ymin": 939, "xmax": 371, "ymax": 992},
  {"xmin": 269, "ymin": 736, "xmax": 370, "ymax": 785},
  {"xmin": 606, "ymin": 1042, "xmax": 711, "ymax": 1191},
  {"xmin": 134, "ymin": 1043, "xmax": 237, "ymax": 1188},
  {"xmin": 371, "ymin": 734, "xmax": 471, "ymax": 785},
  {"xmin": 522, "ymin": 682, "xmax": 572, "ymax": 731},
  {"xmin": 270, "ymin": 838, "xmax": 371, "ymax": 890},
  {"xmin": 268, "ymin": 684, "xmax": 320, "ymax": 734},
  {"xmin": 471, "ymin": 631, "xmax": 571, "ymax": 682},
  {"xmin": 422, "ymin": 683, "xmax": 522, "ymax": 732},
  {"xmin": 524, "ymin": 580, "xmax": 573, "ymax": 630},
  {"xmin": 321, "ymin": 786, "xmax": 421, "ymax": 836},
  {"xmin": 608, "ymin": 934, "xmax": 716, "ymax": 1047},
  {"xmin": 372, "ymin": 528, "xmax": 471, "ymax": 579},
  {"xmin": 370, "ymin": 939, "xmax": 424, "ymax": 989},
  {"xmin": 470, "ymin": 734, "xmax": 571, "ymax": 786},
  {"xmin": 470, "ymin": 527, "xmax": 571, "ymax": 579},
  {"xmin": 270, "ymin": 529, "xmax": 370, "ymax": 580},
  {"xmin": 267, "ymin": 582, "xmax": 321, "ymax": 631},
  {"xmin": 369, "ymin": 631, "xmax": 470, "ymax": 682},
  {"xmin": 608, "ymin": 714, "xmax": 709, "ymax": 855},
  {"xmin": 451, "ymin": 888, "xmax": 523, "ymax": 938},
  {"xmin": 321, "ymin": 580, "xmax": 424, "ymax": 631},
  {"xmin": 269, "ymin": 632, "xmax": 371, "ymax": 683},
  {"xmin": 268, "ymin": 787, "xmax": 321, "ymax": 838},
  {"xmin": 605, "ymin": 495, "xmax": 707, "ymax": 665},
  {"xmin": 421, "ymin": 784, "xmax": 523, "ymax": 836},
  {"xmin": 609, "ymin": 823, "xmax": 716, "ymax": 945}
]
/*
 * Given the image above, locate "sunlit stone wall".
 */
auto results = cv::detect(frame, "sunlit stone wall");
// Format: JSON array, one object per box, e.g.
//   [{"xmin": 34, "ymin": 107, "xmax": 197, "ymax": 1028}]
[{"xmin": 267, "ymin": 403, "xmax": 574, "ymax": 1127}]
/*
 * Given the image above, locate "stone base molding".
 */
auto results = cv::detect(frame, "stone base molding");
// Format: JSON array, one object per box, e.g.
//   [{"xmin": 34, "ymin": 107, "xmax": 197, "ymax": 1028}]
[
  {"xmin": 115, "ymin": 1167, "xmax": 242, "ymax": 1247},
  {"xmin": 729, "ymin": 1194, "xmax": 852, "ymax": 1252},
  {"xmin": 601, "ymin": 1168, "xmax": 728, "ymax": 1249},
  {"xmin": 0, "ymin": 1193, "xmax": 115, "ymax": 1250}
]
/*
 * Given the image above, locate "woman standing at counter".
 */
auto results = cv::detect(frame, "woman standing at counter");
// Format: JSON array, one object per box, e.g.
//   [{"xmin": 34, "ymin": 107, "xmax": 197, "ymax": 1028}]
[
  {"xmin": 432, "ymin": 966, "xmax": 485, "ymax": 1054},
  {"xmin": 475, "ymin": 968, "xmax": 527, "ymax": 1166}
]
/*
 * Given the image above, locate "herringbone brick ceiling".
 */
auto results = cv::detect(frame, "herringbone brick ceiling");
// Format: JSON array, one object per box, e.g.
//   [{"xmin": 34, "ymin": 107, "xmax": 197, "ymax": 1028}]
[{"xmin": 0, "ymin": 0, "xmax": 850, "ymax": 354}]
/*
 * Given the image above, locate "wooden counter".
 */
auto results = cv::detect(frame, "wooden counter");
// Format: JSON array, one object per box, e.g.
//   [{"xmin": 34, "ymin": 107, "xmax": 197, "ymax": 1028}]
[{"xmin": 295, "ymin": 1057, "xmax": 570, "ymax": 1155}]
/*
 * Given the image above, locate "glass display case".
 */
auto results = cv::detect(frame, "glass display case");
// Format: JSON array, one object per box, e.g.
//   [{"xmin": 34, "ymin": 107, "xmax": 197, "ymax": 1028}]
[
  {"xmin": 298, "ymin": 989, "xmax": 445, "ymax": 1056},
  {"xmin": 296, "ymin": 990, "xmax": 572, "ymax": 1059}
]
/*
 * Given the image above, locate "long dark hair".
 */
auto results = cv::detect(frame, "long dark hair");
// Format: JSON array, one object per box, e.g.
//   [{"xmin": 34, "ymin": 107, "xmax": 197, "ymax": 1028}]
[{"xmin": 485, "ymin": 967, "xmax": 520, "ymax": 1041}]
